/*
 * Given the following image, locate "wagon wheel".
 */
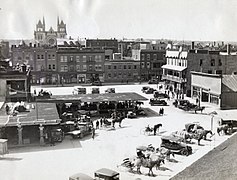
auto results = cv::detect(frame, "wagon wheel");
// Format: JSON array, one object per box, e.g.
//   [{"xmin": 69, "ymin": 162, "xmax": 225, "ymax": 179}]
[{"xmin": 180, "ymin": 149, "xmax": 189, "ymax": 156}]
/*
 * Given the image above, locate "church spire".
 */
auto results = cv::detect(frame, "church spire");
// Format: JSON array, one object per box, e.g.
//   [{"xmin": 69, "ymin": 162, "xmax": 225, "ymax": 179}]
[{"xmin": 57, "ymin": 16, "xmax": 60, "ymax": 26}]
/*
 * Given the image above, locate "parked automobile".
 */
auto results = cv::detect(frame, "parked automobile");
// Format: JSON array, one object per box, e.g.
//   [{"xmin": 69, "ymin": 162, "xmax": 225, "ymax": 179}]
[
  {"xmin": 66, "ymin": 122, "xmax": 93, "ymax": 139},
  {"xmin": 160, "ymin": 136, "xmax": 192, "ymax": 156},
  {"xmin": 74, "ymin": 87, "xmax": 86, "ymax": 94},
  {"xmin": 144, "ymin": 88, "xmax": 157, "ymax": 94},
  {"xmin": 92, "ymin": 88, "xmax": 100, "ymax": 94},
  {"xmin": 50, "ymin": 128, "xmax": 64, "ymax": 142},
  {"xmin": 219, "ymin": 119, "xmax": 237, "ymax": 128},
  {"xmin": 69, "ymin": 173, "xmax": 94, "ymax": 180},
  {"xmin": 91, "ymin": 81, "xmax": 102, "ymax": 86},
  {"xmin": 149, "ymin": 98, "xmax": 167, "ymax": 106},
  {"xmin": 105, "ymin": 88, "xmax": 115, "ymax": 93},
  {"xmin": 141, "ymin": 86, "xmax": 150, "ymax": 93},
  {"xmin": 94, "ymin": 168, "xmax": 119, "ymax": 180},
  {"xmin": 127, "ymin": 111, "xmax": 137, "ymax": 118},
  {"xmin": 154, "ymin": 91, "xmax": 169, "ymax": 99},
  {"xmin": 148, "ymin": 79, "xmax": 159, "ymax": 84}
]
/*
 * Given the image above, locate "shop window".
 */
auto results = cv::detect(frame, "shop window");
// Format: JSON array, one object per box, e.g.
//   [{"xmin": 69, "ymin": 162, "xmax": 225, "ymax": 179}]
[{"xmin": 211, "ymin": 59, "xmax": 215, "ymax": 66}]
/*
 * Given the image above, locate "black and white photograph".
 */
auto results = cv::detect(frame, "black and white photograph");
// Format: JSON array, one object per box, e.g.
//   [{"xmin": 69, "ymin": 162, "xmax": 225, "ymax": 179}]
[{"xmin": 0, "ymin": 0, "xmax": 237, "ymax": 179}]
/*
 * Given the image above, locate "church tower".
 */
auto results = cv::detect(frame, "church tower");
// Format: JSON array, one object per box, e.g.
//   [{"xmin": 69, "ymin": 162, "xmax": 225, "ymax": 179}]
[
  {"xmin": 57, "ymin": 16, "xmax": 67, "ymax": 39},
  {"xmin": 34, "ymin": 17, "xmax": 46, "ymax": 44}
]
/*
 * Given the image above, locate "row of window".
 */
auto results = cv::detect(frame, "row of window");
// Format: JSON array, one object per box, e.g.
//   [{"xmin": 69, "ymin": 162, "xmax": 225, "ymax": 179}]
[
  {"xmin": 141, "ymin": 54, "xmax": 165, "ymax": 61},
  {"xmin": 60, "ymin": 65, "xmax": 103, "ymax": 72},
  {"xmin": 60, "ymin": 55, "xmax": 102, "ymax": 63},
  {"xmin": 107, "ymin": 65, "xmax": 137, "ymax": 70},
  {"xmin": 199, "ymin": 59, "xmax": 222, "ymax": 66},
  {"xmin": 167, "ymin": 58, "xmax": 187, "ymax": 67},
  {"xmin": 107, "ymin": 72, "xmax": 133, "ymax": 78}
]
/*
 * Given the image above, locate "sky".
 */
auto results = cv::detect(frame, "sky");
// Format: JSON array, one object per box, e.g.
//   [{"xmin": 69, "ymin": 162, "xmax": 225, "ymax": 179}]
[{"xmin": 0, "ymin": 0, "xmax": 237, "ymax": 41}]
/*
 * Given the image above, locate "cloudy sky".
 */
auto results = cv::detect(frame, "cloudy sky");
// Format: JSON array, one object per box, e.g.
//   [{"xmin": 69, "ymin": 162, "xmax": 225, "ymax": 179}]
[{"xmin": 0, "ymin": 0, "xmax": 237, "ymax": 41}]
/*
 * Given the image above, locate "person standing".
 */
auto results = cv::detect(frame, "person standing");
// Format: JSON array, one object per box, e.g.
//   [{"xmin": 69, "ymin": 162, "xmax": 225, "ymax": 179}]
[
  {"xmin": 100, "ymin": 118, "xmax": 103, "ymax": 127},
  {"xmin": 96, "ymin": 120, "xmax": 99, "ymax": 129},
  {"xmin": 92, "ymin": 128, "xmax": 95, "ymax": 140}
]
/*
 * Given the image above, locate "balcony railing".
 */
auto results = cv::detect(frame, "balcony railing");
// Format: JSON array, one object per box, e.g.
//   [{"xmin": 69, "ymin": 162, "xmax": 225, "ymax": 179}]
[{"xmin": 162, "ymin": 74, "xmax": 187, "ymax": 83}]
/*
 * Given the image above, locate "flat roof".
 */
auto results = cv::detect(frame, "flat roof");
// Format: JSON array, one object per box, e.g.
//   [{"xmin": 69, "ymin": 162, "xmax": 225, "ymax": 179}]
[
  {"xmin": 37, "ymin": 92, "xmax": 148, "ymax": 103},
  {"xmin": 0, "ymin": 103, "xmax": 60, "ymax": 127}
]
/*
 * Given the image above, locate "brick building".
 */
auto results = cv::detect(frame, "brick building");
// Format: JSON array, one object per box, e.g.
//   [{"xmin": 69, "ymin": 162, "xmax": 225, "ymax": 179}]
[
  {"xmin": 140, "ymin": 49, "xmax": 166, "ymax": 81},
  {"xmin": 86, "ymin": 39, "xmax": 118, "ymax": 53},
  {"xmin": 104, "ymin": 59, "xmax": 140, "ymax": 83}
]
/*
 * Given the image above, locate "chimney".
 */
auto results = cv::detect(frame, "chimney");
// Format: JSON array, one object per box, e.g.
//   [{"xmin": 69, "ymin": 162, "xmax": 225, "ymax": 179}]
[
  {"xmin": 227, "ymin": 44, "xmax": 231, "ymax": 55},
  {"xmin": 191, "ymin": 42, "xmax": 195, "ymax": 50}
]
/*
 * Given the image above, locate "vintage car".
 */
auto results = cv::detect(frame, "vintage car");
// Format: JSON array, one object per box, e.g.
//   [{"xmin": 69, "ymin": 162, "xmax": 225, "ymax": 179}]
[
  {"xmin": 91, "ymin": 81, "xmax": 102, "ymax": 86},
  {"xmin": 149, "ymin": 98, "xmax": 167, "ymax": 106},
  {"xmin": 49, "ymin": 128, "xmax": 64, "ymax": 142},
  {"xmin": 144, "ymin": 88, "xmax": 157, "ymax": 94},
  {"xmin": 127, "ymin": 111, "xmax": 137, "ymax": 118},
  {"xmin": 69, "ymin": 173, "xmax": 94, "ymax": 180},
  {"xmin": 94, "ymin": 168, "xmax": 119, "ymax": 180},
  {"xmin": 74, "ymin": 87, "xmax": 86, "ymax": 94},
  {"xmin": 141, "ymin": 86, "xmax": 150, "ymax": 93},
  {"xmin": 105, "ymin": 88, "xmax": 115, "ymax": 93},
  {"xmin": 218, "ymin": 119, "xmax": 237, "ymax": 128},
  {"xmin": 160, "ymin": 136, "xmax": 192, "ymax": 156},
  {"xmin": 36, "ymin": 90, "xmax": 52, "ymax": 99},
  {"xmin": 66, "ymin": 122, "xmax": 93, "ymax": 139},
  {"xmin": 92, "ymin": 88, "xmax": 100, "ymax": 94},
  {"xmin": 154, "ymin": 91, "xmax": 169, "ymax": 99},
  {"xmin": 173, "ymin": 99, "xmax": 190, "ymax": 108}
]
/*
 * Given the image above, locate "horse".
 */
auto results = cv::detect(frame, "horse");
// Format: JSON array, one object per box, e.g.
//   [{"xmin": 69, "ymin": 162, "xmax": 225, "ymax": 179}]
[
  {"xmin": 195, "ymin": 129, "xmax": 213, "ymax": 140},
  {"xmin": 126, "ymin": 154, "xmax": 165, "ymax": 176},
  {"xmin": 112, "ymin": 116, "xmax": 125, "ymax": 128},
  {"xmin": 153, "ymin": 124, "xmax": 162, "ymax": 135},
  {"xmin": 156, "ymin": 147, "xmax": 175, "ymax": 162}
]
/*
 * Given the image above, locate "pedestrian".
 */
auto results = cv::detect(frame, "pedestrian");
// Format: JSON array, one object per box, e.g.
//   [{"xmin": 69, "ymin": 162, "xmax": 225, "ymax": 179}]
[
  {"xmin": 92, "ymin": 128, "xmax": 95, "ymax": 140},
  {"xmin": 100, "ymin": 117, "xmax": 103, "ymax": 127},
  {"xmin": 159, "ymin": 108, "xmax": 162, "ymax": 116},
  {"xmin": 96, "ymin": 120, "xmax": 99, "ymax": 129},
  {"xmin": 161, "ymin": 108, "xmax": 164, "ymax": 115},
  {"xmin": 5, "ymin": 104, "xmax": 10, "ymax": 115}
]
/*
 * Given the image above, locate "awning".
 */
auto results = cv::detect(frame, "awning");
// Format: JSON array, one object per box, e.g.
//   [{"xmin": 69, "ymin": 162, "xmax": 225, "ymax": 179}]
[{"xmin": 162, "ymin": 64, "xmax": 187, "ymax": 72}]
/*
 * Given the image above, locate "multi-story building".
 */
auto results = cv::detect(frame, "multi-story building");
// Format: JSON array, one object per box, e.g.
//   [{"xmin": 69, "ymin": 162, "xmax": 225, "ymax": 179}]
[
  {"xmin": 34, "ymin": 17, "xmax": 67, "ymax": 46},
  {"xmin": 186, "ymin": 44, "xmax": 237, "ymax": 96},
  {"xmin": 118, "ymin": 39, "xmax": 135, "ymax": 57},
  {"xmin": 162, "ymin": 48, "xmax": 188, "ymax": 97},
  {"xmin": 57, "ymin": 47, "xmax": 105, "ymax": 84},
  {"xmin": 86, "ymin": 39, "xmax": 118, "ymax": 53},
  {"xmin": 140, "ymin": 49, "xmax": 166, "ymax": 81},
  {"xmin": 11, "ymin": 43, "xmax": 57, "ymax": 84},
  {"xmin": 104, "ymin": 58, "xmax": 140, "ymax": 83}
]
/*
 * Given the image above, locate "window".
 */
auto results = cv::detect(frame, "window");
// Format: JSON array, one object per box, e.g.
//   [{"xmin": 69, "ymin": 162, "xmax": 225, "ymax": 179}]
[
  {"xmin": 218, "ymin": 59, "xmax": 222, "ymax": 66},
  {"xmin": 82, "ymin": 56, "xmax": 87, "ymax": 62},
  {"xmin": 118, "ymin": 65, "xmax": 121, "ymax": 69},
  {"xmin": 41, "ymin": 55, "xmax": 44, "ymax": 59},
  {"xmin": 114, "ymin": 72, "xmax": 117, "ymax": 77},
  {"xmin": 199, "ymin": 59, "xmax": 203, "ymax": 66},
  {"xmin": 124, "ymin": 65, "xmax": 127, "ymax": 69},
  {"xmin": 76, "ymin": 56, "xmax": 80, "ymax": 62},
  {"xmin": 141, "ymin": 54, "xmax": 145, "ymax": 60},
  {"xmin": 88, "ymin": 56, "xmax": 93, "ymax": 62},
  {"xmin": 70, "ymin": 56, "xmax": 74, "ymax": 62},
  {"xmin": 216, "ymin": 70, "xmax": 222, "ymax": 74},
  {"xmin": 37, "ymin": 55, "xmax": 40, "ymax": 59},
  {"xmin": 95, "ymin": 55, "xmax": 102, "ymax": 62},
  {"xmin": 114, "ymin": 65, "xmax": 117, "ymax": 69},
  {"xmin": 48, "ymin": 64, "xmax": 51, "ymax": 70},
  {"xmin": 108, "ymin": 73, "xmax": 111, "ymax": 78},
  {"xmin": 52, "ymin": 54, "xmax": 55, "ymax": 59},
  {"xmin": 108, "ymin": 65, "xmax": 111, "ymax": 69},
  {"xmin": 234, "ymin": 72, "xmax": 237, "ymax": 75},
  {"xmin": 208, "ymin": 70, "xmax": 212, "ymax": 74},
  {"xmin": 60, "ymin": 65, "xmax": 68, "ymax": 72},
  {"xmin": 128, "ymin": 72, "xmax": 131, "ymax": 77},
  {"xmin": 141, "ymin": 62, "xmax": 145, "ymax": 68},
  {"xmin": 53, "ymin": 64, "xmax": 55, "ymax": 69},
  {"xmin": 147, "ymin": 54, "xmax": 150, "ymax": 60},
  {"xmin": 153, "ymin": 54, "xmax": 157, "ymax": 60},
  {"xmin": 82, "ymin": 65, "xmax": 87, "ymax": 71},
  {"xmin": 128, "ymin": 65, "xmax": 131, "ymax": 69},
  {"xmin": 147, "ymin": 62, "xmax": 150, "ymax": 69},
  {"xmin": 134, "ymin": 65, "xmax": 137, "ymax": 69},
  {"xmin": 41, "ymin": 65, "xmax": 44, "ymax": 71},
  {"xmin": 48, "ymin": 54, "xmax": 51, "ymax": 59},
  {"xmin": 211, "ymin": 59, "xmax": 215, "ymax": 66}
]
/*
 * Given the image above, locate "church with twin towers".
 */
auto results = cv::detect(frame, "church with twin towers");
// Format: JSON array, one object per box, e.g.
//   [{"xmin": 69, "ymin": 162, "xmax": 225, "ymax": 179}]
[{"xmin": 34, "ymin": 17, "xmax": 67, "ymax": 46}]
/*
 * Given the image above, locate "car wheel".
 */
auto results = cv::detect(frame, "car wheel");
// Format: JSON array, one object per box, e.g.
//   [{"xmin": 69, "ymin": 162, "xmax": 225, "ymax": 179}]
[{"xmin": 181, "ymin": 149, "xmax": 189, "ymax": 156}]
